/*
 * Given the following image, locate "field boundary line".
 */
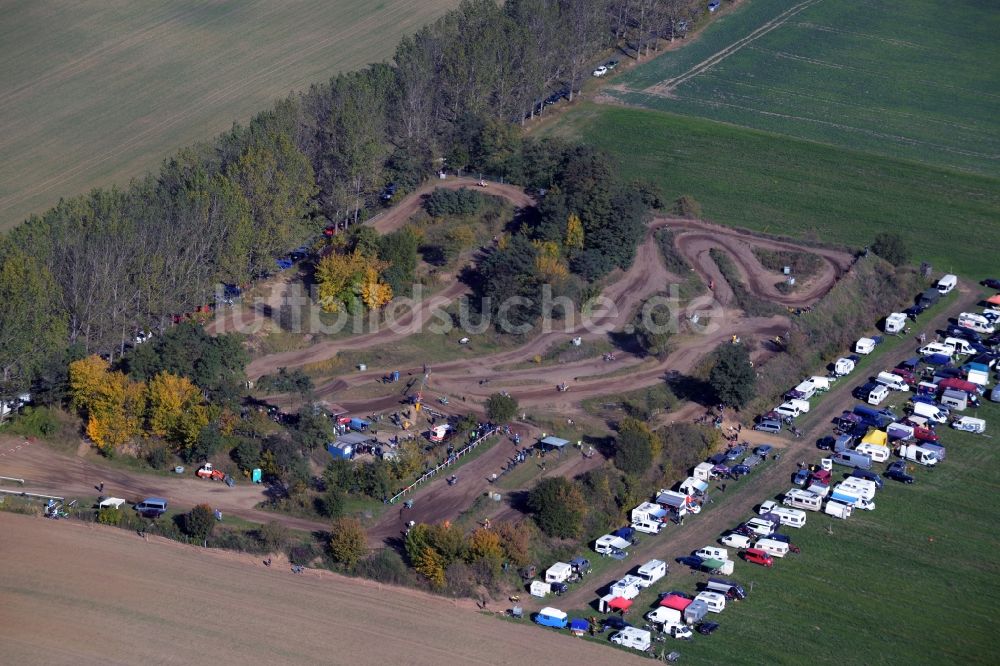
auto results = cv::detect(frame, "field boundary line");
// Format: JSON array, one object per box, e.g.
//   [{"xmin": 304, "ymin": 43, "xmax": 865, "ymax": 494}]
[{"xmin": 642, "ymin": 0, "xmax": 824, "ymax": 96}]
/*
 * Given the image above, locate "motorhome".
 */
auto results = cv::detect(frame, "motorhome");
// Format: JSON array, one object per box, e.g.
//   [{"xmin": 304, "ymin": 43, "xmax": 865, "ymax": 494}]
[
  {"xmin": 876, "ymin": 372, "xmax": 910, "ymax": 392},
  {"xmin": 635, "ymin": 559, "xmax": 668, "ymax": 588},
  {"xmin": 783, "ymin": 488, "xmax": 823, "ymax": 511},
  {"xmin": 611, "ymin": 627, "xmax": 652, "ymax": 651},
  {"xmin": 957, "ymin": 313, "xmax": 994, "ymax": 334}
]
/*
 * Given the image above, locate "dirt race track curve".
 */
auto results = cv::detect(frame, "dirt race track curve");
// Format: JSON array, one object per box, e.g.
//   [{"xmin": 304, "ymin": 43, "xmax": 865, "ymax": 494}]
[{"xmin": 0, "ymin": 513, "xmax": 648, "ymax": 666}]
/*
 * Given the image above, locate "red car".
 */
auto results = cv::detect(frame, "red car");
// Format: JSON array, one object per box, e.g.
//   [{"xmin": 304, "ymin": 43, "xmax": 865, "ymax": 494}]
[
  {"xmin": 744, "ymin": 548, "xmax": 773, "ymax": 567},
  {"xmin": 912, "ymin": 425, "xmax": 939, "ymax": 443}
]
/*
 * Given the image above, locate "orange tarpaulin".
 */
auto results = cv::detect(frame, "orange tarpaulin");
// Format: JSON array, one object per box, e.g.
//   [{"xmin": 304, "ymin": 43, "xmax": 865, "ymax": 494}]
[{"xmin": 987, "ymin": 294, "xmax": 1000, "ymax": 305}]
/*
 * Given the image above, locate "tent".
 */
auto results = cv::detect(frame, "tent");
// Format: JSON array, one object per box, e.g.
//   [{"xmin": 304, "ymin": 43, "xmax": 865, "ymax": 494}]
[
  {"xmin": 861, "ymin": 430, "xmax": 888, "ymax": 446},
  {"xmin": 98, "ymin": 497, "xmax": 125, "ymax": 509},
  {"xmin": 608, "ymin": 597, "xmax": 633, "ymax": 612},
  {"xmin": 569, "ymin": 618, "xmax": 589, "ymax": 635},
  {"xmin": 660, "ymin": 595, "xmax": 692, "ymax": 611},
  {"xmin": 539, "ymin": 436, "xmax": 569, "ymax": 451}
]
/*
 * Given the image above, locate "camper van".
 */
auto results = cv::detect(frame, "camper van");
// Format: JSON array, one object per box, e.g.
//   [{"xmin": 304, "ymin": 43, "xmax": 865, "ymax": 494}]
[
  {"xmin": 884, "ymin": 312, "xmax": 907, "ymax": 334},
  {"xmin": 694, "ymin": 591, "xmax": 727, "ymax": 613},
  {"xmin": 534, "ymin": 607, "xmax": 568, "ymax": 628},
  {"xmin": 611, "ymin": 627, "xmax": 652, "ymax": 651},
  {"xmin": 943, "ymin": 337, "xmax": 975, "ymax": 356},
  {"xmin": 771, "ymin": 506, "xmax": 807, "ymax": 528},
  {"xmin": 958, "ymin": 313, "xmax": 994, "ymax": 334},
  {"xmin": 936, "ymin": 274, "xmax": 957, "ymax": 294},
  {"xmin": 783, "ymin": 488, "xmax": 823, "ymax": 512},
  {"xmin": 855, "ymin": 442, "xmax": 890, "ymax": 463},
  {"xmin": 754, "ymin": 538, "xmax": 790, "ymax": 558},
  {"xmin": 635, "ymin": 559, "xmax": 668, "ymax": 588},
  {"xmin": 855, "ymin": 337, "xmax": 877, "ymax": 355},
  {"xmin": 824, "ymin": 500, "xmax": 854, "ymax": 520},
  {"xmin": 876, "ymin": 372, "xmax": 910, "ymax": 392},
  {"xmin": 831, "ymin": 450, "xmax": 873, "ymax": 470},
  {"xmin": 919, "ymin": 342, "xmax": 954, "ymax": 357}
]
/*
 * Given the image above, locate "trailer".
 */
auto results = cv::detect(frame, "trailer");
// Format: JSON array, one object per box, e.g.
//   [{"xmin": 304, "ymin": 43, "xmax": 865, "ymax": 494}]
[{"xmin": 545, "ymin": 562, "xmax": 573, "ymax": 584}]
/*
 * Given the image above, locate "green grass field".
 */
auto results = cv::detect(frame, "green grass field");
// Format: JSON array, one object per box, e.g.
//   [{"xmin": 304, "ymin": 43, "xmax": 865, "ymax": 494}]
[
  {"xmin": 0, "ymin": 0, "xmax": 460, "ymax": 230},
  {"xmin": 680, "ymin": 400, "xmax": 1000, "ymax": 665},
  {"xmin": 608, "ymin": 0, "xmax": 1000, "ymax": 176},
  {"xmin": 545, "ymin": 104, "xmax": 1000, "ymax": 277}
]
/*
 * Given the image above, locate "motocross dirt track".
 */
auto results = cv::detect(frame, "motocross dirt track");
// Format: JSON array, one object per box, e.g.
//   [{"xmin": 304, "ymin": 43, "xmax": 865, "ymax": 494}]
[{"xmin": 0, "ymin": 512, "xmax": 647, "ymax": 666}]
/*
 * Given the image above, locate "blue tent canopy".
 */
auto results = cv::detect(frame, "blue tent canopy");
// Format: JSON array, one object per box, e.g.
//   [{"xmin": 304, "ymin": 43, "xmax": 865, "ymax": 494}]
[
  {"xmin": 570, "ymin": 618, "xmax": 589, "ymax": 632},
  {"xmin": 539, "ymin": 436, "xmax": 569, "ymax": 449}
]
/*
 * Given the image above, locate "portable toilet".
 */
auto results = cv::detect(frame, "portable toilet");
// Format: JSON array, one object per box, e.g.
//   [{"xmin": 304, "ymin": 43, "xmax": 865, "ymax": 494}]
[{"xmin": 251, "ymin": 468, "xmax": 262, "ymax": 484}]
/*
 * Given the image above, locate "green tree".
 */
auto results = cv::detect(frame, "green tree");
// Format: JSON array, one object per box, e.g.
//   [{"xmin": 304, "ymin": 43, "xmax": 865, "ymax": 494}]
[
  {"xmin": 709, "ymin": 343, "xmax": 757, "ymax": 409},
  {"xmin": 527, "ymin": 477, "xmax": 587, "ymax": 538},
  {"xmin": 0, "ymin": 245, "xmax": 67, "ymax": 419},
  {"xmin": 614, "ymin": 417, "xmax": 660, "ymax": 475},
  {"xmin": 377, "ymin": 228, "xmax": 419, "ymax": 296},
  {"xmin": 257, "ymin": 520, "xmax": 289, "ymax": 552},
  {"xmin": 485, "ymin": 392, "xmax": 518, "ymax": 423},
  {"xmin": 328, "ymin": 517, "xmax": 367, "ymax": 567},
  {"xmin": 293, "ymin": 406, "xmax": 333, "ymax": 451},
  {"xmin": 871, "ymin": 232, "xmax": 910, "ymax": 266},
  {"xmin": 183, "ymin": 504, "xmax": 216, "ymax": 541}
]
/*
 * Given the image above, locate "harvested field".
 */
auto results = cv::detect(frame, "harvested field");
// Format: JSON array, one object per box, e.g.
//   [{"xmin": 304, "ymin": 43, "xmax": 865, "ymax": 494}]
[{"xmin": 0, "ymin": 513, "xmax": 646, "ymax": 665}]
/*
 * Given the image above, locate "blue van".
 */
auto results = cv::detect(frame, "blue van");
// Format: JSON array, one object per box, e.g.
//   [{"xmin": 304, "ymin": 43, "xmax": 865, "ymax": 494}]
[
  {"xmin": 535, "ymin": 607, "xmax": 568, "ymax": 628},
  {"xmin": 134, "ymin": 497, "xmax": 168, "ymax": 518}
]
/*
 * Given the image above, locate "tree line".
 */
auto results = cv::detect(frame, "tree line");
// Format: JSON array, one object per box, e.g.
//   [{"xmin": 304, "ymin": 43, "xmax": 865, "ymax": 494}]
[{"xmin": 0, "ymin": 0, "xmax": 707, "ymax": 404}]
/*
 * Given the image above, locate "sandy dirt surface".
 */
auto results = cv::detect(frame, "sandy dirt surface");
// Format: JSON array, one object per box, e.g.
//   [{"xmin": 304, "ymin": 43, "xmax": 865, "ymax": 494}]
[{"xmin": 0, "ymin": 513, "xmax": 648, "ymax": 666}]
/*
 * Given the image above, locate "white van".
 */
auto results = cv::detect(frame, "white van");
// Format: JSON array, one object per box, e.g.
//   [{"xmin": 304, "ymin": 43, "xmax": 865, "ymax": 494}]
[
  {"xmin": 958, "ymin": 313, "xmax": 995, "ymax": 334},
  {"xmin": 943, "ymin": 337, "xmax": 974, "ymax": 356},
  {"xmin": 809, "ymin": 376, "xmax": 831, "ymax": 392},
  {"xmin": 855, "ymin": 442, "xmax": 890, "ymax": 463},
  {"xmin": 772, "ymin": 506, "xmax": 807, "ymax": 528},
  {"xmin": 911, "ymin": 401, "xmax": 948, "ymax": 423},
  {"xmin": 936, "ymin": 274, "xmax": 957, "ymax": 294},
  {"xmin": 783, "ymin": 489, "xmax": 822, "ymax": 511},
  {"xmin": 695, "ymin": 546, "xmax": 729, "ymax": 562},
  {"xmin": 855, "ymin": 337, "xmax": 876, "ymax": 355},
  {"xmin": 774, "ymin": 402, "xmax": 802, "ymax": 419},
  {"xmin": 876, "ymin": 372, "xmax": 909, "ymax": 392},
  {"xmin": 919, "ymin": 342, "xmax": 954, "ymax": 356},
  {"xmin": 824, "ymin": 500, "xmax": 853, "ymax": 519},
  {"xmin": 867, "ymin": 384, "xmax": 890, "ymax": 405},
  {"xmin": 952, "ymin": 416, "xmax": 986, "ymax": 433},
  {"xmin": 694, "ymin": 591, "xmax": 726, "ymax": 613},
  {"xmin": 719, "ymin": 533, "xmax": 753, "ymax": 549},
  {"xmin": 755, "ymin": 538, "xmax": 790, "ymax": 558}
]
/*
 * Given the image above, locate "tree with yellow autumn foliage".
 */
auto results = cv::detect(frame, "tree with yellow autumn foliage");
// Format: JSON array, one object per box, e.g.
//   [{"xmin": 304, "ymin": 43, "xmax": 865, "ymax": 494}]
[
  {"xmin": 565, "ymin": 212, "xmax": 584, "ymax": 250},
  {"xmin": 414, "ymin": 545, "xmax": 446, "ymax": 588},
  {"xmin": 69, "ymin": 356, "xmax": 147, "ymax": 452},
  {"xmin": 533, "ymin": 240, "xmax": 569, "ymax": 281},
  {"xmin": 315, "ymin": 249, "xmax": 392, "ymax": 313},
  {"xmin": 147, "ymin": 371, "xmax": 209, "ymax": 451}
]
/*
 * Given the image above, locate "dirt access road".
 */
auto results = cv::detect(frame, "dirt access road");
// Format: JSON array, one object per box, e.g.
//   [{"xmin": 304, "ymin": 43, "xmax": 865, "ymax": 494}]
[
  {"xmin": 540, "ymin": 287, "xmax": 980, "ymax": 614},
  {"xmin": 0, "ymin": 513, "xmax": 647, "ymax": 666},
  {"xmin": 0, "ymin": 438, "xmax": 329, "ymax": 533}
]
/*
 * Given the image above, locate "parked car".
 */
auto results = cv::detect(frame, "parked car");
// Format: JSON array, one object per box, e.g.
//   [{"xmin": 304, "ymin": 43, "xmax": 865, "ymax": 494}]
[
  {"xmin": 886, "ymin": 461, "xmax": 915, "ymax": 484},
  {"xmin": 601, "ymin": 616, "xmax": 631, "ymax": 632},
  {"xmin": 982, "ymin": 278, "xmax": 1000, "ymax": 289},
  {"xmin": 792, "ymin": 468, "xmax": 810, "ymax": 486},
  {"xmin": 381, "ymin": 182, "xmax": 397, "ymax": 201},
  {"xmin": 754, "ymin": 445, "xmax": 773, "ymax": 458},
  {"xmin": 816, "ymin": 436, "xmax": 835, "ymax": 450},
  {"xmin": 850, "ymin": 468, "xmax": 884, "ymax": 489},
  {"xmin": 592, "ymin": 65, "xmax": 608, "ymax": 77},
  {"xmin": 605, "ymin": 60, "xmax": 619, "ymax": 70},
  {"xmin": 697, "ymin": 621, "xmax": 720, "ymax": 635},
  {"xmin": 743, "ymin": 548, "xmax": 773, "ymax": 567},
  {"xmin": 676, "ymin": 555, "xmax": 705, "ymax": 569},
  {"xmin": 730, "ymin": 464, "xmax": 751, "ymax": 477},
  {"xmin": 724, "ymin": 446, "xmax": 747, "ymax": 461},
  {"xmin": 708, "ymin": 1, "xmax": 721, "ymax": 11}
]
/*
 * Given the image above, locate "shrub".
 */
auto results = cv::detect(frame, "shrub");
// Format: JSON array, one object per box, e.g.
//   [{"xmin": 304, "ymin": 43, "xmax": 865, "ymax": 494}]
[
  {"xmin": 354, "ymin": 548, "xmax": 411, "ymax": 584},
  {"xmin": 527, "ymin": 477, "xmax": 587, "ymax": 539},
  {"xmin": 182, "ymin": 504, "xmax": 216, "ymax": 541},
  {"xmin": 485, "ymin": 393, "xmax": 518, "ymax": 423},
  {"xmin": 752, "ymin": 247, "xmax": 823, "ymax": 279},
  {"xmin": 708, "ymin": 343, "xmax": 756, "ymax": 409},
  {"xmin": 328, "ymin": 517, "xmax": 367, "ymax": 567},
  {"xmin": 872, "ymin": 232, "xmax": 910, "ymax": 266},
  {"xmin": 673, "ymin": 195, "xmax": 702, "ymax": 218},
  {"xmin": 96, "ymin": 507, "xmax": 123, "ymax": 526}
]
